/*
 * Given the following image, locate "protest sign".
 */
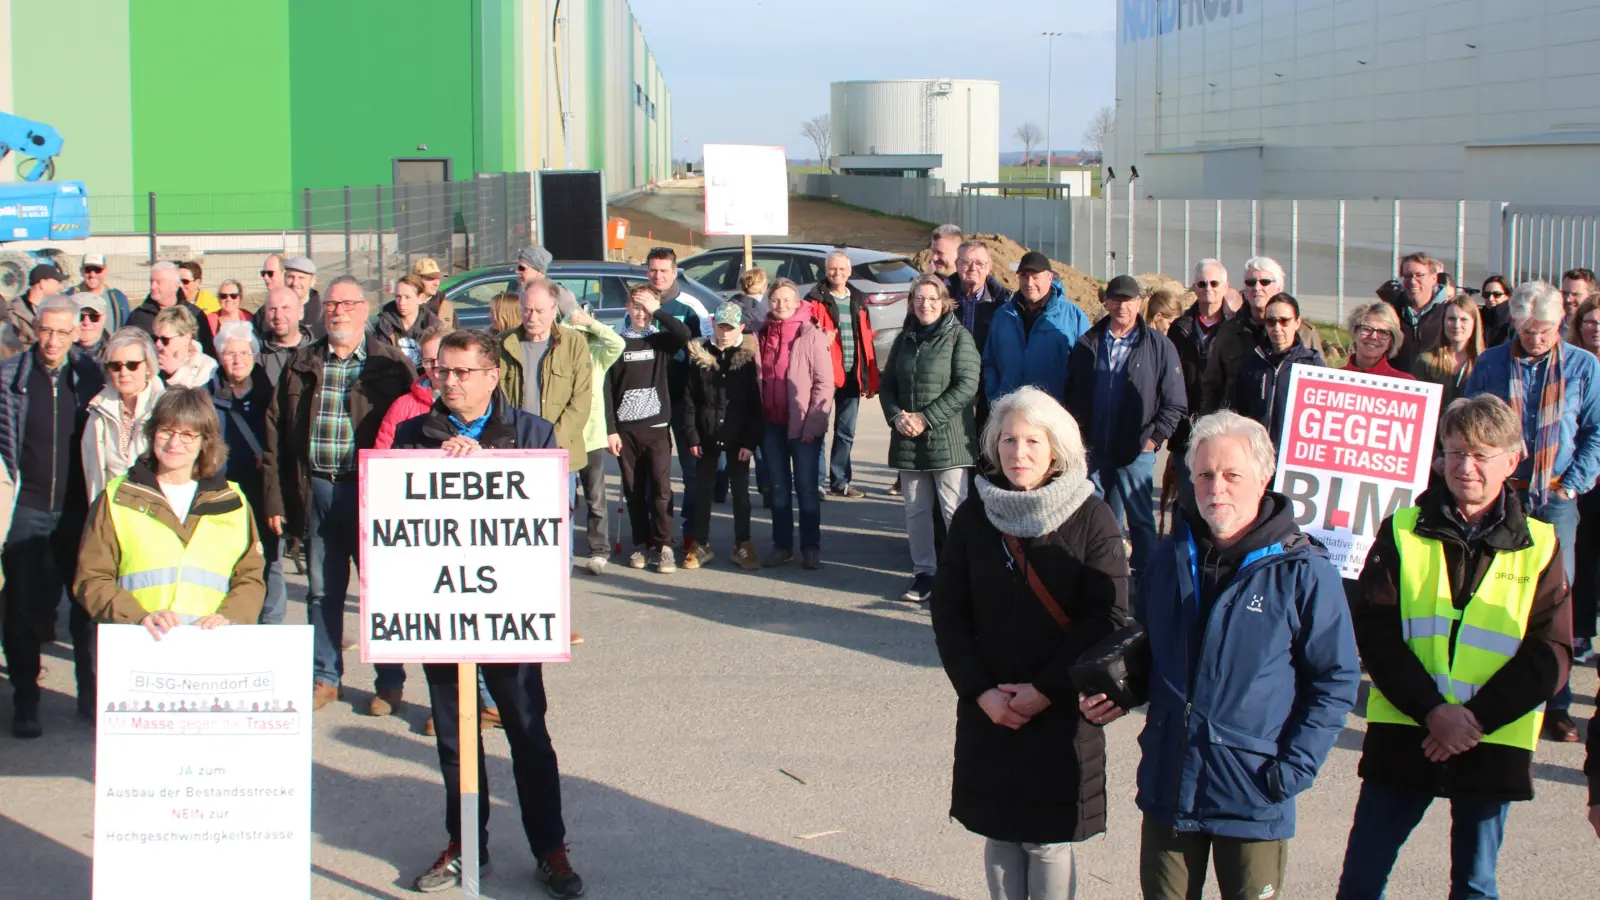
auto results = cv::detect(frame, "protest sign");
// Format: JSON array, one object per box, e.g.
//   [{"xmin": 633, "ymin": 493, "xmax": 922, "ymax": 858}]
[
  {"xmin": 702, "ymin": 143, "xmax": 789, "ymax": 237},
  {"xmin": 359, "ymin": 449, "xmax": 571, "ymax": 664},
  {"xmin": 93, "ymin": 624, "xmax": 313, "ymax": 900},
  {"xmin": 1274, "ymin": 366, "xmax": 1442, "ymax": 578}
]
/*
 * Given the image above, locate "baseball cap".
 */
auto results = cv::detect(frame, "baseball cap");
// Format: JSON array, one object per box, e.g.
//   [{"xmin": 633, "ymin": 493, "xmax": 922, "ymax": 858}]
[
  {"xmin": 74, "ymin": 293, "xmax": 110, "ymax": 320},
  {"xmin": 412, "ymin": 258, "xmax": 442, "ymax": 278},
  {"xmin": 515, "ymin": 245, "xmax": 553, "ymax": 273},
  {"xmin": 28, "ymin": 264, "xmax": 65, "ymax": 286},
  {"xmin": 284, "ymin": 256, "xmax": 317, "ymax": 276},
  {"xmin": 82, "ymin": 253, "xmax": 107, "ymax": 269},
  {"xmin": 1104, "ymin": 274, "xmax": 1142, "ymax": 301},
  {"xmin": 713, "ymin": 302, "xmax": 743, "ymax": 329},
  {"xmin": 1016, "ymin": 251, "xmax": 1052, "ymax": 275}
]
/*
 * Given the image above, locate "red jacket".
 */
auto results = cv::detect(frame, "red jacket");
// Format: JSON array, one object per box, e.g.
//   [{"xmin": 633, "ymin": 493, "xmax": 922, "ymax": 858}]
[
  {"xmin": 804, "ymin": 286, "xmax": 878, "ymax": 397},
  {"xmin": 1343, "ymin": 357, "xmax": 1415, "ymax": 381},
  {"xmin": 374, "ymin": 379, "xmax": 435, "ymax": 450}
]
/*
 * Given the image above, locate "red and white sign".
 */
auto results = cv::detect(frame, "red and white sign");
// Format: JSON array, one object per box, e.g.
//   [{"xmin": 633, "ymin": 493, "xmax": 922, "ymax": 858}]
[
  {"xmin": 358, "ymin": 450, "xmax": 571, "ymax": 664},
  {"xmin": 702, "ymin": 143, "xmax": 789, "ymax": 237},
  {"xmin": 1274, "ymin": 367, "xmax": 1442, "ymax": 578}
]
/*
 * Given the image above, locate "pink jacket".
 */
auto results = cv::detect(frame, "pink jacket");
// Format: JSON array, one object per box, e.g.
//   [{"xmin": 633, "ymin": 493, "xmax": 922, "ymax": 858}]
[
  {"xmin": 760, "ymin": 317, "xmax": 834, "ymax": 442},
  {"xmin": 374, "ymin": 380, "xmax": 435, "ymax": 450}
]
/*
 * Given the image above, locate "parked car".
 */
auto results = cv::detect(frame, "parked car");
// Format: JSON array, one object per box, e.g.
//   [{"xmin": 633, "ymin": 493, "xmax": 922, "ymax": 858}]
[
  {"xmin": 439, "ymin": 262, "xmax": 724, "ymax": 333},
  {"xmin": 679, "ymin": 243, "xmax": 918, "ymax": 366}
]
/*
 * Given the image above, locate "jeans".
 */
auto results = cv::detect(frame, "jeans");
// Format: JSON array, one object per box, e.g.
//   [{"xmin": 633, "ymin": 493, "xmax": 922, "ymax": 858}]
[
  {"xmin": 424, "ymin": 662, "xmax": 565, "ymax": 856},
  {"xmin": 1526, "ymin": 491, "xmax": 1576, "ymax": 711},
  {"xmin": 671, "ymin": 412, "xmax": 697, "ymax": 542},
  {"xmin": 308, "ymin": 476, "xmax": 402, "ymax": 691},
  {"xmin": 1335, "ymin": 782, "xmax": 1509, "ymax": 900},
  {"xmin": 1, "ymin": 505, "xmax": 91, "ymax": 702},
  {"xmin": 1090, "ymin": 450, "xmax": 1158, "ymax": 575},
  {"xmin": 984, "ymin": 839, "xmax": 1077, "ymax": 900},
  {"xmin": 577, "ymin": 448, "xmax": 609, "ymax": 556},
  {"xmin": 694, "ymin": 447, "xmax": 751, "ymax": 546},
  {"xmin": 619, "ymin": 428, "xmax": 674, "ymax": 549},
  {"xmin": 902, "ymin": 468, "xmax": 968, "ymax": 575},
  {"xmin": 256, "ymin": 529, "xmax": 286, "ymax": 625},
  {"xmin": 763, "ymin": 423, "xmax": 823, "ymax": 552},
  {"xmin": 827, "ymin": 378, "xmax": 860, "ymax": 491}
]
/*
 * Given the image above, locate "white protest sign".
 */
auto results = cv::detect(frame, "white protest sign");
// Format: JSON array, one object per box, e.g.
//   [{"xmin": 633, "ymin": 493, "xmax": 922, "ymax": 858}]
[
  {"xmin": 702, "ymin": 143, "xmax": 789, "ymax": 236},
  {"xmin": 1273, "ymin": 366, "xmax": 1442, "ymax": 578},
  {"xmin": 359, "ymin": 449, "xmax": 571, "ymax": 664},
  {"xmin": 93, "ymin": 624, "xmax": 313, "ymax": 900}
]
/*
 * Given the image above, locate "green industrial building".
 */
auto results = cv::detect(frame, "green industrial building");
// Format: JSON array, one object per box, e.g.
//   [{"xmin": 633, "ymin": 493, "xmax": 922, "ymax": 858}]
[{"xmin": 0, "ymin": 0, "xmax": 672, "ymax": 231}]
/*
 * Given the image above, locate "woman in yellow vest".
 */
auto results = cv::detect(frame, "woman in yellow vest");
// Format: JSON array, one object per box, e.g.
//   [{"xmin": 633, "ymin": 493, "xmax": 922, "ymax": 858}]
[
  {"xmin": 75, "ymin": 387, "xmax": 265, "ymax": 639},
  {"xmin": 1337, "ymin": 394, "xmax": 1572, "ymax": 899}
]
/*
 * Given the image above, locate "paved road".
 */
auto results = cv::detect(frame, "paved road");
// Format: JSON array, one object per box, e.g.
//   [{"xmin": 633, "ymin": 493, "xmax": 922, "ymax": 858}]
[{"xmin": 2, "ymin": 399, "xmax": 1596, "ymax": 899}]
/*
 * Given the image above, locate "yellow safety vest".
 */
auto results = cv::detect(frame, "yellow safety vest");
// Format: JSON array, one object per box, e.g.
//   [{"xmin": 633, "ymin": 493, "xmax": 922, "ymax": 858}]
[
  {"xmin": 1366, "ymin": 505, "xmax": 1555, "ymax": 751},
  {"xmin": 106, "ymin": 475, "xmax": 252, "ymax": 618}
]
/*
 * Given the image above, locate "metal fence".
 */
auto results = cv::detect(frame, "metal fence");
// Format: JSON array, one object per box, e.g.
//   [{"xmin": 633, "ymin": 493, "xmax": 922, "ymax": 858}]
[
  {"xmin": 13, "ymin": 173, "xmax": 534, "ymax": 304},
  {"xmin": 791, "ymin": 173, "xmax": 1502, "ymax": 326}
]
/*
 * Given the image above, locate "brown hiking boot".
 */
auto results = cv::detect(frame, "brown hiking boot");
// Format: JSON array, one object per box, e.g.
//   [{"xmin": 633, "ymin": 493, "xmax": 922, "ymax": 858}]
[
  {"xmin": 312, "ymin": 683, "xmax": 341, "ymax": 711},
  {"xmin": 733, "ymin": 541, "xmax": 761, "ymax": 570},
  {"xmin": 368, "ymin": 687, "xmax": 403, "ymax": 717}
]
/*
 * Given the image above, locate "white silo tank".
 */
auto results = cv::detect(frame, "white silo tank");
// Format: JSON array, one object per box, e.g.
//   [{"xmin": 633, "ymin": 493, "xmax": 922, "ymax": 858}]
[{"xmin": 830, "ymin": 79, "xmax": 999, "ymax": 187}]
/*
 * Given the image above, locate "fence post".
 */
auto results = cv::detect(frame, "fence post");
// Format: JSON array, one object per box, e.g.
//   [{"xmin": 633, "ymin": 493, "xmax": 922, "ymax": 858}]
[
  {"xmin": 1127, "ymin": 185, "xmax": 1135, "ymax": 275},
  {"xmin": 503, "ymin": 174, "xmax": 513, "ymax": 264},
  {"xmin": 1183, "ymin": 199, "xmax": 1191, "ymax": 283},
  {"xmin": 1104, "ymin": 182, "xmax": 1114, "ymax": 278},
  {"xmin": 1455, "ymin": 200, "xmax": 1466, "ymax": 287},
  {"xmin": 146, "ymin": 192, "xmax": 157, "ymax": 265},
  {"xmin": 1290, "ymin": 200, "xmax": 1300, "ymax": 296},
  {"xmin": 1214, "ymin": 200, "xmax": 1222, "ymax": 259},
  {"xmin": 1155, "ymin": 200, "xmax": 1163, "ymax": 276},
  {"xmin": 375, "ymin": 185, "xmax": 384, "ymax": 281},
  {"xmin": 302, "ymin": 189, "xmax": 313, "ymax": 259},
  {"xmin": 343, "ymin": 186, "xmax": 352, "ymax": 277},
  {"xmin": 1250, "ymin": 200, "xmax": 1259, "ymax": 258},
  {"xmin": 1337, "ymin": 199, "xmax": 1347, "ymax": 322},
  {"xmin": 1391, "ymin": 199, "xmax": 1401, "ymax": 274}
]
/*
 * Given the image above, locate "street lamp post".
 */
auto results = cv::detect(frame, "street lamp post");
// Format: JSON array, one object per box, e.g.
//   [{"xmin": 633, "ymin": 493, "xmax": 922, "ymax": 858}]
[{"xmin": 1043, "ymin": 31, "xmax": 1061, "ymax": 187}]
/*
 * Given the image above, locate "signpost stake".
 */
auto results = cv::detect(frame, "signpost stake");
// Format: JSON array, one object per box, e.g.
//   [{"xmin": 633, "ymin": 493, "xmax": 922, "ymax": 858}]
[
  {"xmin": 743, "ymin": 234, "xmax": 753, "ymax": 273},
  {"xmin": 459, "ymin": 662, "xmax": 481, "ymax": 899}
]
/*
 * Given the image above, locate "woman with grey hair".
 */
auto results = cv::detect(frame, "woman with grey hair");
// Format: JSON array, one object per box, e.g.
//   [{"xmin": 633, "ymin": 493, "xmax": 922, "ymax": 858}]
[
  {"xmin": 931, "ymin": 385, "xmax": 1129, "ymax": 900},
  {"xmin": 1464, "ymin": 278, "xmax": 1600, "ymax": 741},
  {"xmin": 152, "ymin": 304, "xmax": 216, "ymax": 388},
  {"xmin": 82, "ymin": 327, "xmax": 165, "ymax": 500},
  {"xmin": 1342, "ymin": 301, "xmax": 1413, "ymax": 380},
  {"xmin": 210, "ymin": 320, "xmax": 282, "ymax": 624}
]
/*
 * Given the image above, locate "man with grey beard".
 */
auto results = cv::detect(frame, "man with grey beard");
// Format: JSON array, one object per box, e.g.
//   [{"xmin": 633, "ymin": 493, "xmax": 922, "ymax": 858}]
[{"xmin": 263, "ymin": 276, "xmax": 414, "ymax": 711}]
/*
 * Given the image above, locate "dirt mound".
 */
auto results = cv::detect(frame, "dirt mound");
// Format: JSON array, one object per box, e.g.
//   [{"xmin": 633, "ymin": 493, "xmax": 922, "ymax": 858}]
[
  {"xmin": 912, "ymin": 233, "xmax": 1105, "ymax": 321},
  {"xmin": 1136, "ymin": 272, "xmax": 1188, "ymax": 300}
]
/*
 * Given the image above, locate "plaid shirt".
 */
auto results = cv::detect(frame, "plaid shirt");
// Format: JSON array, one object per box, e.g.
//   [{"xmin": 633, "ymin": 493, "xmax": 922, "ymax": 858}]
[
  {"xmin": 830, "ymin": 292, "xmax": 856, "ymax": 372},
  {"xmin": 308, "ymin": 342, "xmax": 367, "ymax": 475}
]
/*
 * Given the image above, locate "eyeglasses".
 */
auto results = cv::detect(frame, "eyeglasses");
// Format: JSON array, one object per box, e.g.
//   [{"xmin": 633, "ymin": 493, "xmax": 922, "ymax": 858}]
[
  {"xmin": 421, "ymin": 357, "xmax": 439, "ymax": 369},
  {"xmin": 155, "ymin": 427, "xmax": 202, "ymax": 446},
  {"xmin": 1353, "ymin": 325, "xmax": 1390, "ymax": 340},
  {"xmin": 105, "ymin": 360, "xmax": 144, "ymax": 373},
  {"xmin": 324, "ymin": 299, "xmax": 366, "ymax": 311},
  {"xmin": 1482, "ymin": 290, "xmax": 1506, "ymax": 299},
  {"xmin": 36, "ymin": 326, "xmax": 76, "ymax": 340},
  {"xmin": 1445, "ymin": 449, "xmax": 1508, "ymax": 467},
  {"xmin": 152, "ymin": 333, "xmax": 184, "ymax": 346},
  {"xmin": 433, "ymin": 366, "xmax": 494, "ymax": 382},
  {"xmin": 1194, "ymin": 280, "xmax": 1222, "ymax": 289},
  {"xmin": 218, "ymin": 292, "xmax": 241, "ymax": 300},
  {"xmin": 1263, "ymin": 316, "xmax": 1297, "ymax": 327},
  {"xmin": 82, "ymin": 266, "xmax": 104, "ymax": 275},
  {"xmin": 515, "ymin": 263, "xmax": 531, "ymax": 272},
  {"xmin": 1243, "ymin": 278, "xmax": 1274, "ymax": 287}
]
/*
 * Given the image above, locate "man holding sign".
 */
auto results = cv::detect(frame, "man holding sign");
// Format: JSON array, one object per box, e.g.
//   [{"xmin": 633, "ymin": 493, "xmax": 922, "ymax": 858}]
[{"xmin": 389, "ymin": 329, "xmax": 584, "ymax": 898}]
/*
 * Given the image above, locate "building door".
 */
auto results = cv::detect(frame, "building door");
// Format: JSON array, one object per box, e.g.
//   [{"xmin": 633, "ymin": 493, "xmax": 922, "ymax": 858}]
[{"xmin": 393, "ymin": 158, "xmax": 454, "ymax": 267}]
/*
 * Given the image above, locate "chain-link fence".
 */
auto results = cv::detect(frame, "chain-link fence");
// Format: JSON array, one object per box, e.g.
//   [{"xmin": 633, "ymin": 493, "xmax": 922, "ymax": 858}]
[{"xmin": 1, "ymin": 173, "xmax": 534, "ymax": 306}]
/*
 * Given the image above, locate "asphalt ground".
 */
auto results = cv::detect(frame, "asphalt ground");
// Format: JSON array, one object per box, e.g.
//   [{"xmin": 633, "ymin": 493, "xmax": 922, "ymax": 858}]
[{"xmin": 2, "ymin": 398, "xmax": 1597, "ymax": 899}]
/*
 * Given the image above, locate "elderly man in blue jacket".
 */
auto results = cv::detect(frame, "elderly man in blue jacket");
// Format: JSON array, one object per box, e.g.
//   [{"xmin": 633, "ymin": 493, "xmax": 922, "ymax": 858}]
[
  {"xmin": 981, "ymin": 251, "xmax": 1090, "ymax": 404},
  {"xmin": 1083, "ymin": 410, "xmax": 1360, "ymax": 900},
  {"xmin": 1464, "ymin": 278, "xmax": 1600, "ymax": 742}
]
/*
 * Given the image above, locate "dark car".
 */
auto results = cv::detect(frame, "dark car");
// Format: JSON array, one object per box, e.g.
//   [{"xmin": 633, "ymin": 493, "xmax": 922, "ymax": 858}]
[
  {"xmin": 679, "ymin": 244, "xmax": 917, "ymax": 366},
  {"xmin": 439, "ymin": 262, "xmax": 724, "ymax": 333}
]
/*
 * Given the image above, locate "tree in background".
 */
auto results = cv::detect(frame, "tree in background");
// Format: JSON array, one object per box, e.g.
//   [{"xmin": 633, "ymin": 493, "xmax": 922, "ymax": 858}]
[
  {"xmin": 1014, "ymin": 122, "xmax": 1044, "ymax": 165},
  {"xmin": 801, "ymin": 114, "xmax": 831, "ymax": 168},
  {"xmin": 1083, "ymin": 106, "xmax": 1115, "ymax": 160}
]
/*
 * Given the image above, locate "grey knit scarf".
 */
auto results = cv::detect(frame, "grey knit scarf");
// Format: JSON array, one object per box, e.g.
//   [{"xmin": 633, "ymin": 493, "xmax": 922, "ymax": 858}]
[{"xmin": 975, "ymin": 471, "xmax": 1098, "ymax": 538}]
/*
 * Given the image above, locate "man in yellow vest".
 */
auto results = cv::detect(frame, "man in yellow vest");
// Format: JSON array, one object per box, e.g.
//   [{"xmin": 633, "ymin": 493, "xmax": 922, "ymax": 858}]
[{"xmin": 1338, "ymin": 394, "xmax": 1572, "ymax": 898}]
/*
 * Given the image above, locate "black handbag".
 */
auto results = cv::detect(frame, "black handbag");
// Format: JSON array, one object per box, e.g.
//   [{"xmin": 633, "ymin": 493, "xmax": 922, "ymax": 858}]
[{"xmin": 1070, "ymin": 619, "xmax": 1150, "ymax": 711}]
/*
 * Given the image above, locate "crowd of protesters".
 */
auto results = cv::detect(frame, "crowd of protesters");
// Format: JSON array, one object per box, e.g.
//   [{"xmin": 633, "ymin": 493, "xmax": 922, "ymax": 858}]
[{"xmin": 5, "ymin": 231, "xmax": 1600, "ymax": 899}]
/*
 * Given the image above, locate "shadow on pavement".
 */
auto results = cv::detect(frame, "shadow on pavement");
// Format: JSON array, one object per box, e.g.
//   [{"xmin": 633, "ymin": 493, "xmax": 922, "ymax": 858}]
[
  {"xmin": 327, "ymin": 724, "xmax": 955, "ymax": 899},
  {"xmin": 0, "ymin": 814, "xmax": 89, "ymax": 897}
]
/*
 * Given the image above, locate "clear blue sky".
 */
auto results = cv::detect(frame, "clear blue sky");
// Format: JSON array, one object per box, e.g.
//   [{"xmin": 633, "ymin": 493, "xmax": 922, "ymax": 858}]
[{"xmin": 629, "ymin": 0, "xmax": 1116, "ymax": 161}]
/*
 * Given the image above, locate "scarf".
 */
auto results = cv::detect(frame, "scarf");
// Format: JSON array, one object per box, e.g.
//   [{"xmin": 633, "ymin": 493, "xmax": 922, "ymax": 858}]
[
  {"xmin": 619, "ymin": 322, "xmax": 657, "ymax": 340},
  {"xmin": 759, "ymin": 314, "xmax": 805, "ymax": 425},
  {"xmin": 1508, "ymin": 339, "xmax": 1564, "ymax": 508},
  {"xmin": 974, "ymin": 471, "xmax": 1098, "ymax": 538}
]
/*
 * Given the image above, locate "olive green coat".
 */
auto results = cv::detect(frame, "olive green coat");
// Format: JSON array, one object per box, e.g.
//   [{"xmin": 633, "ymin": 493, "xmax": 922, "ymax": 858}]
[
  {"xmin": 879, "ymin": 313, "xmax": 981, "ymax": 471},
  {"xmin": 496, "ymin": 324, "xmax": 593, "ymax": 468}
]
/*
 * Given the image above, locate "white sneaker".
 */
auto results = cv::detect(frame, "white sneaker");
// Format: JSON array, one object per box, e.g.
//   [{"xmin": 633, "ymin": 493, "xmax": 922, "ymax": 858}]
[
  {"xmin": 586, "ymin": 555, "xmax": 607, "ymax": 576},
  {"xmin": 628, "ymin": 550, "xmax": 647, "ymax": 569},
  {"xmin": 657, "ymin": 546, "xmax": 677, "ymax": 574}
]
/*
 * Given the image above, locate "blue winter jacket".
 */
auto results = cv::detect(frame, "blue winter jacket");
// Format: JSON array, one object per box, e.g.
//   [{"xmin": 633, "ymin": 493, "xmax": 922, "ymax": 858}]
[
  {"xmin": 981, "ymin": 280, "xmax": 1090, "ymax": 404},
  {"xmin": 1133, "ymin": 519, "xmax": 1360, "ymax": 840},
  {"xmin": 1463, "ymin": 340, "xmax": 1600, "ymax": 495}
]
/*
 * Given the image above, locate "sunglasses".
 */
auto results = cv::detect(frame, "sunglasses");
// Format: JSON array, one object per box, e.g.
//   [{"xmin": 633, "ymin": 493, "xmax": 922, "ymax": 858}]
[
  {"xmin": 260, "ymin": 269, "xmax": 279, "ymax": 278},
  {"xmin": 82, "ymin": 266, "xmax": 105, "ymax": 275},
  {"xmin": 1263, "ymin": 316, "xmax": 1297, "ymax": 326},
  {"xmin": 179, "ymin": 279, "xmax": 194, "ymax": 286},
  {"xmin": 152, "ymin": 334, "xmax": 183, "ymax": 346},
  {"xmin": 218, "ymin": 292, "xmax": 241, "ymax": 300},
  {"xmin": 105, "ymin": 360, "xmax": 144, "ymax": 373},
  {"xmin": 1243, "ymin": 278, "xmax": 1274, "ymax": 287},
  {"xmin": 1194, "ymin": 280, "xmax": 1222, "ymax": 289},
  {"xmin": 79, "ymin": 310, "xmax": 102, "ymax": 322},
  {"xmin": 1482, "ymin": 290, "xmax": 1506, "ymax": 299}
]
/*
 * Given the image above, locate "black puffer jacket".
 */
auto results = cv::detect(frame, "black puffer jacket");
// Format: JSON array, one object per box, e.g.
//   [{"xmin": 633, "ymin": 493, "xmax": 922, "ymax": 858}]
[
  {"xmin": 681, "ymin": 335, "xmax": 763, "ymax": 452},
  {"xmin": 931, "ymin": 479, "xmax": 1131, "ymax": 843}
]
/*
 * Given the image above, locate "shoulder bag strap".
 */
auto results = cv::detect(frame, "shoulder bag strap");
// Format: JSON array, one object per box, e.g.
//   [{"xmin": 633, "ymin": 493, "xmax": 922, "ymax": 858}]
[
  {"xmin": 229, "ymin": 409, "xmax": 264, "ymax": 458},
  {"xmin": 1002, "ymin": 533, "xmax": 1073, "ymax": 632}
]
